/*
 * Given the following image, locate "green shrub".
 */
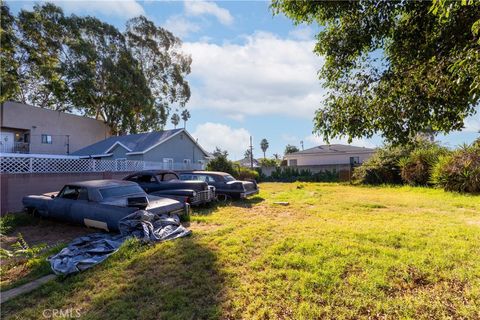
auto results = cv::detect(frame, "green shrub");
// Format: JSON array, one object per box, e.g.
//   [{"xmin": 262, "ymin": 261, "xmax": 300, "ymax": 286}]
[
  {"xmin": 431, "ymin": 141, "xmax": 480, "ymax": 193},
  {"xmin": 398, "ymin": 144, "xmax": 449, "ymax": 186},
  {"xmin": 266, "ymin": 167, "xmax": 338, "ymax": 182},
  {"xmin": 259, "ymin": 158, "xmax": 278, "ymax": 167},
  {"xmin": 353, "ymin": 145, "xmax": 412, "ymax": 184},
  {"xmin": 206, "ymin": 154, "xmax": 237, "ymax": 176},
  {"xmin": 237, "ymin": 167, "xmax": 259, "ymax": 180}
]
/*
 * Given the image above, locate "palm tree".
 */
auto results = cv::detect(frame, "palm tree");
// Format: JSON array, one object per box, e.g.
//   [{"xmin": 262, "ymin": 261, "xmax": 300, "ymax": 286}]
[
  {"xmin": 181, "ymin": 109, "xmax": 191, "ymax": 129},
  {"xmin": 171, "ymin": 113, "xmax": 180, "ymax": 129},
  {"xmin": 260, "ymin": 138, "xmax": 269, "ymax": 159},
  {"xmin": 273, "ymin": 153, "xmax": 280, "ymax": 160}
]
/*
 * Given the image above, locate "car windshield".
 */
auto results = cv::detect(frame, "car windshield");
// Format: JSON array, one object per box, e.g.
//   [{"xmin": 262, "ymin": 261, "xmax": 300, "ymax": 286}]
[
  {"xmin": 99, "ymin": 185, "xmax": 145, "ymax": 199},
  {"xmin": 224, "ymin": 175, "xmax": 236, "ymax": 182}
]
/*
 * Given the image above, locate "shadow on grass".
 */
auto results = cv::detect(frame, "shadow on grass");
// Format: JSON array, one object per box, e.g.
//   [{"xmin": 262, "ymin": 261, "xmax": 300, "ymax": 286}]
[
  {"xmin": 2, "ymin": 236, "xmax": 225, "ymax": 320},
  {"xmin": 192, "ymin": 196, "xmax": 265, "ymax": 215},
  {"xmin": 229, "ymin": 196, "xmax": 264, "ymax": 208}
]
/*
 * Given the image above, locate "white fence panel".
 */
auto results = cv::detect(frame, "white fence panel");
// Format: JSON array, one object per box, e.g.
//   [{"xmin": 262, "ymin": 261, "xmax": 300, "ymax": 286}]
[{"xmin": 0, "ymin": 155, "xmax": 203, "ymax": 174}]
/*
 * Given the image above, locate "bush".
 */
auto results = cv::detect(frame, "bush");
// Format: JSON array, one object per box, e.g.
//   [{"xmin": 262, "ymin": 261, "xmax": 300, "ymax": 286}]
[
  {"xmin": 237, "ymin": 167, "xmax": 259, "ymax": 180},
  {"xmin": 353, "ymin": 145, "xmax": 412, "ymax": 184},
  {"xmin": 206, "ymin": 154, "xmax": 237, "ymax": 176},
  {"xmin": 431, "ymin": 141, "xmax": 480, "ymax": 193},
  {"xmin": 259, "ymin": 158, "xmax": 278, "ymax": 167},
  {"xmin": 398, "ymin": 144, "xmax": 449, "ymax": 186},
  {"xmin": 265, "ymin": 167, "xmax": 338, "ymax": 182}
]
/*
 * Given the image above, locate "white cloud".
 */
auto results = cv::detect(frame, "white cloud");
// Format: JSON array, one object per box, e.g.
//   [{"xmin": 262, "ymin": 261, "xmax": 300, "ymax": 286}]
[
  {"xmin": 288, "ymin": 25, "xmax": 315, "ymax": 41},
  {"xmin": 57, "ymin": 0, "xmax": 145, "ymax": 19},
  {"xmin": 305, "ymin": 134, "xmax": 379, "ymax": 149},
  {"xmin": 184, "ymin": 32, "xmax": 324, "ymax": 120},
  {"xmin": 184, "ymin": 1, "xmax": 234, "ymax": 25},
  {"xmin": 192, "ymin": 122, "xmax": 251, "ymax": 157},
  {"xmin": 163, "ymin": 15, "xmax": 201, "ymax": 38},
  {"xmin": 462, "ymin": 113, "xmax": 480, "ymax": 133}
]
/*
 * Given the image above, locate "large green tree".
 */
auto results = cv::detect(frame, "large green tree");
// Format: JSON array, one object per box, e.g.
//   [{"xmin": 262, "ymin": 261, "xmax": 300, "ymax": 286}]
[
  {"xmin": 0, "ymin": 4, "xmax": 19, "ymax": 103},
  {"xmin": 15, "ymin": 3, "xmax": 72, "ymax": 110},
  {"xmin": 125, "ymin": 16, "xmax": 191, "ymax": 128},
  {"xmin": 1, "ymin": 3, "xmax": 191, "ymax": 135},
  {"xmin": 272, "ymin": 0, "xmax": 480, "ymax": 144}
]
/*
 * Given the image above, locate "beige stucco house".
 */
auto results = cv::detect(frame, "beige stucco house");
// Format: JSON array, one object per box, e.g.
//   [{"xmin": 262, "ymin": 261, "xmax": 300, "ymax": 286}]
[
  {"xmin": 284, "ymin": 144, "xmax": 376, "ymax": 168},
  {"xmin": 0, "ymin": 101, "xmax": 111, "ymax": 155}
]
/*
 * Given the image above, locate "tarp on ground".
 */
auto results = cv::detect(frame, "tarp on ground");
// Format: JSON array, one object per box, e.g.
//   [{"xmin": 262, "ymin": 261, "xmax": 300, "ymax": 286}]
[{"xmin": 48, "ymin": 211, "xmax": 191, "ymax": 275}]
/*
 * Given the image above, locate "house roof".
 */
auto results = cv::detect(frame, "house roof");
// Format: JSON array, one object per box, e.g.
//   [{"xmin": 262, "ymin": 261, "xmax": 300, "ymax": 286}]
[
  {"xmin": 286, "ymin": 144, "xmax": 376, "ymax": 157},
  {"xmin": 236, "ymin": 157, "xmax": 260, "ymax": 167},
  {"xmin": 72, "ymin": 129, "xmax": 209, "ymax": 157}
]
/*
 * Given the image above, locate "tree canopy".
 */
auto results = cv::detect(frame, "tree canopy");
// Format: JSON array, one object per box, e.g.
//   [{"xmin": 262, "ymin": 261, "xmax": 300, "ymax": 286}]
[
  {"xmin": 1, "ymin": 3, "xmax": 191, "ymax": 135},
  {"xmin": 284, "ymin": 144, "xmax": 299, "ymax": 154},
  {"xmin": 271, "ymin": 0, "xmax": 480, "ymax": 144}
]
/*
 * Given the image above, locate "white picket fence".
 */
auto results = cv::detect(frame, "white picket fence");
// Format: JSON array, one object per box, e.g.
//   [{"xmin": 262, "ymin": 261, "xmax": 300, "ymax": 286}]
[{"xmin": 0, "ymin": 154, "xmax": 204, "ymax": 174}]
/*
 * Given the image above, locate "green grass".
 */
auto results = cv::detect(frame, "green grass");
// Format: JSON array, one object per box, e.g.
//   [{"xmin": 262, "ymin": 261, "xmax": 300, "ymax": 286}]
[{"xmin": 2, "ymin": 183, "xmax": 480, "ymax": 319}]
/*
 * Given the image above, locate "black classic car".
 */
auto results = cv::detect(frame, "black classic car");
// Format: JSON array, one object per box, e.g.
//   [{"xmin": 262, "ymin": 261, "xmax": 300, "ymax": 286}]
[
  {"xmin": 22, "ymin": 180, "xmax": 190, "ymax": 232},
  {"xmin": 123, "ymin": 170, "xmax": 216, "ymax": 205},
  {"xmin": 179, "ymin": 171, "xmax": 259, "ymax": 200}
]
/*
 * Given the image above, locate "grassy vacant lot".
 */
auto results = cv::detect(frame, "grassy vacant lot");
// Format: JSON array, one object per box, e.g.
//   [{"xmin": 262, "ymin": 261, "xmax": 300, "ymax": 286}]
[{"xmin": 2, "ymin": 183, "xmax": 480, "ymax": 319}]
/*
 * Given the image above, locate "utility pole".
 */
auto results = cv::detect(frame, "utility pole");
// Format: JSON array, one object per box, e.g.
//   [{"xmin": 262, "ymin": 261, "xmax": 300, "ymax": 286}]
[
  {"xmin": 300, "ymin": 140, "xmax": 304, "ymax": 150},
  {"xmin": 249, "ymin": 136, "xmax": 254, "ymax": 169}
]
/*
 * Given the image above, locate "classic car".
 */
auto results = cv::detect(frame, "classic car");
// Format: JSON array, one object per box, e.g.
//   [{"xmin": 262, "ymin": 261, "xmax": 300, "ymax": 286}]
[
  {"xmin": 123, "ymin": 170, "xmax": 216, "ymax": 205},
  {"xmin": 179, "ymin": 171, "xmax": 259, "ymax": 200},
  {"xmin": 22, "ymin": 180, "xmax": 190, "ymax": 232}
]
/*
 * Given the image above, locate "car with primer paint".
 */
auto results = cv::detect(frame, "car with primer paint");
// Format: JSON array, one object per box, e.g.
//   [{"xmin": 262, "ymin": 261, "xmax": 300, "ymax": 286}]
[
  {"xmin": 22, "ymin": 180, "xmax": 189, "ymax": 232},
  {"xmin": 123, "ymin": 170, "xmax": 216, "ymax": 205},
  {"xmin": 179, "ymin": 171, "xmax": 259, "ymax": 200}
]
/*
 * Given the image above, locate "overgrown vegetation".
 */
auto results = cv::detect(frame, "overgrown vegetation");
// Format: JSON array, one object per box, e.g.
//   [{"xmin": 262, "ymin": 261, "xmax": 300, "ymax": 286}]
[
  {"xmin": 431, "ymin": 141, "xmax": 480, "ymax": 193},
  {"xmin": 0, "ymin": 212, "xmax": 36, "ymax": 235},
  {"xmin": 2, "ymin": 183, "xmax": 479, "ymax": 318},
  {"xmin": 352, "ymin": 145, "xmax": 412, "ymax": 185},
  {"xmin": 354, "ymin": 140, "xmax": 480, "ymax": 193},
  {"xmin": 398, "ymin": 143, "xmax": 449, "ymax": 186}
]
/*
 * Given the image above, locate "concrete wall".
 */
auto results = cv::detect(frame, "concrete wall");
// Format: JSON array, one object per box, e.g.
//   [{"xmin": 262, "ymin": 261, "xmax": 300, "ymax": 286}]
[
  {"xmin": 285, "ymin": 152, "xmax": 374, "ymax": 166},
  {"xmin": 1, "ymin": 101, "xmax": 110, "ymax": 155},
  {"xmin": 0, "ymin": 172, "xmax": 133, "ymax": 215}
]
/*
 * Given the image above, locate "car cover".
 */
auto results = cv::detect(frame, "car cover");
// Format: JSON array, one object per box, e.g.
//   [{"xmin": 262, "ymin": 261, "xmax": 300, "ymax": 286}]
[{"xmin": 48, "ymin": 210, "xmax": 191, "ymax": 275}]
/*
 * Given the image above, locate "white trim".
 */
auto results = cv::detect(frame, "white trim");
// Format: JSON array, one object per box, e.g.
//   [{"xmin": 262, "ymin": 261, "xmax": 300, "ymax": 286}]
[
  {"xmin": 284, "ymin": 150, "xmax": 376, "ymax": 159},
  {"xmin": 104, "ymin": 141, "xmax": 132, "ymax": 153},
  {"xmin": 78, "ymin": 153, "xmax": 113, "ymax": 158},
  {"xmin": 0, "ymin": 152, "xmax": 81, "ymax": 159},
  {"xmin": 125, "ymin": 129, "xmax": 210, "ymax": 157},
  {"xmin": 84, "ymin": 219, "xmax": 109, "ymax": 231}
]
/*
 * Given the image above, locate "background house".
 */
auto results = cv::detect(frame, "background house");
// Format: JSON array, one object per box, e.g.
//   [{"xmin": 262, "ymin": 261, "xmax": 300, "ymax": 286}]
[
  {"xmin": 0, "ymin": 101, "xmax": 110, "ymax": 155},
  {"xmin": 72, "ymin": 129, "xmax": 210, "ymax": 170},
  {"xmin": 284, "ymin": 144, "xmax": 376, "ymax": 171},
  {"xmin": 236, "ymin": 157, "xmax": 260, "ymax": 168}
]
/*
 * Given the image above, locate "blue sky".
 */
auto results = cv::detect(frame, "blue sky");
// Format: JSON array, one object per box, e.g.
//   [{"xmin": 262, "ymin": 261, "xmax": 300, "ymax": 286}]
[{"xmin": 7, "ymin": 0, "xmax": 480, "ymax": 159}]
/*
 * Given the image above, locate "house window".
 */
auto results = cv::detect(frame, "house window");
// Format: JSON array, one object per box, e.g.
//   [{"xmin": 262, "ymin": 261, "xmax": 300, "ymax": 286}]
[
  {"xmin": 41, "ymin": 134, "xmax": 52, "ymax": 144},
  {"xmin": 289, "ymin": 159, "xmax": 297, "ymax": 166},
  {"xmin": 163, "ymin": 158, "xmax": 174, "ymax": 169},
  {"xmin": 350, "ymin": 156, "xmax": 360, "ymax": 165}
]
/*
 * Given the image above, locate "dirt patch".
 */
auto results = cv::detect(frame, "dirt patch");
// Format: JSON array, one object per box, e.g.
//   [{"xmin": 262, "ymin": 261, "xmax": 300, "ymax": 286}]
[
  {"xmin": 465, "ymin": 219, "xmax": 480, "ymax": 227},
  {"xmin": 1, "ymin": 219, "xmax": 94, "ymax": 250}
]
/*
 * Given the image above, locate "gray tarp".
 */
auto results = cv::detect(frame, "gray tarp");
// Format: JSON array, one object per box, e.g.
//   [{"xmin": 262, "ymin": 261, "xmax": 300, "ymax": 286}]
[{"xmin": 48, "ymin": 211, "xmax": 191, "ymax": 275}]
